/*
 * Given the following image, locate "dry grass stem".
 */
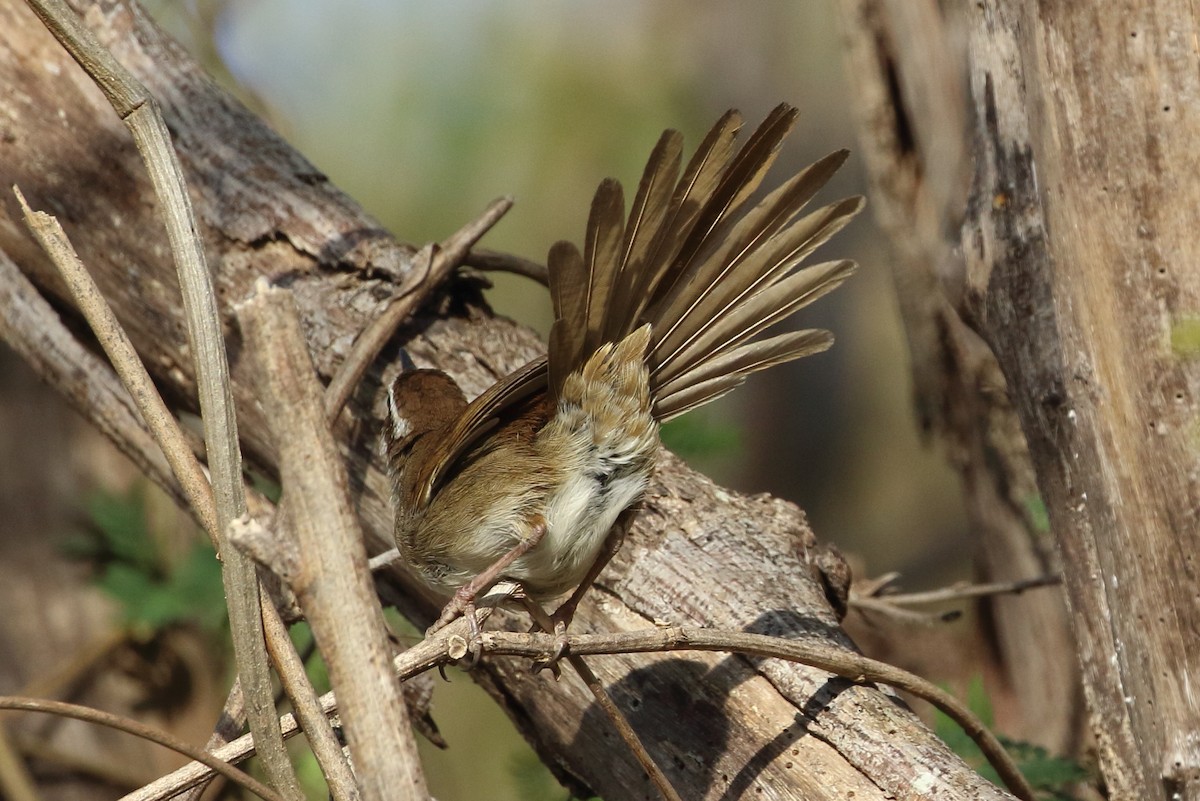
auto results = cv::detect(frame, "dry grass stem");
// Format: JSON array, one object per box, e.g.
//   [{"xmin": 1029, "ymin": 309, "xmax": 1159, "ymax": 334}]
[
  {"xmin": 20, "ymin": 0, "xmax": 309, "ymax": 792},
  {"xmin": 0, "ymin": 697, "xmax": 286, "ymax": 801},
  {"xmin": 13, "ymin": 189, "xmax": 221, "ymax": 545}
]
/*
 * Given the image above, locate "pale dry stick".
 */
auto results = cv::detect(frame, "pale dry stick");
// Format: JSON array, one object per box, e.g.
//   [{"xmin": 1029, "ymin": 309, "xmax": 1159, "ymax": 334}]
[
  {"xmin": 0, "ymin": 726, "xmax": 39, "ymax": 801},
  {"xmin": 14, "ymin": 187, "xmax": 303, "ymax": 793},
  {"xmin": 322, "ymin": 195, "xmax": 514, "ymax": 422},
  {"xmin": 520, "ymin": 599, "xmax": 683, "ymax": 801},
  {"xmin": 0, "ymin": 697, "xmax": 285, "ymax": 801},
  {"xmin": 20, "ymin": 0, "xmax": 299, "ymax": 793},
  {"xmin": 875, "ymin": 575, "xmax": 1062, "ymax": 606},
  {"xmin": 191, "ymin": 199, "xmax": 517, "ymax": 775},
  {"xmin": 260, "ymin": 585, "xmax": 361, "ymax": 801},
  {"xmin": 849, "ymin": 575, "xmax": 1063, "ymax": 625},
  {"xmin": 14, "ymin": 190, "xmax": 220, "ymax": 546},
  {"xmin": 124, "ymin": 617, "xmax": 480, "ymax": 801},
  {"xmin": 0, "ymin": 251, "xmax": 348, "ymax": 798},
  {"xmin": 849, "ymin": 596, "xmax": 951, "ymax": 627},
  {"xmin": 238, "ymin": 284, "xmax": 427, "ymax": 801},
  {"xmin": 123, "ymin": 704, "xmax": 318, "ymax": 801}
]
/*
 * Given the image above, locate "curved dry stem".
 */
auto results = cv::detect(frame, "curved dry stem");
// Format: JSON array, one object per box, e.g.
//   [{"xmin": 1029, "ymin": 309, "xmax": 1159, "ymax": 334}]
[
  {"xmin": 479, "ymin": 626, "xmax": 1037, "ymax": 801},
  {"xmin": 134, "ymin": 620, "xmax": 1036, "ymax": 801},
  {"xmin": 0, "ymin": 696, "xmax": 286, "ymax": 801},
  {"xmin": 465, "ymin": 247, "xmax": 551, "ymax": 286}
]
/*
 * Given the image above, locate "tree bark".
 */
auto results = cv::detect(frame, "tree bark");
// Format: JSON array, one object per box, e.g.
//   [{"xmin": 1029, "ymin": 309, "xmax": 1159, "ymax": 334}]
[
  {"xmin": 839, "ymin": 1, "xmax": 1200, "ymax": 799},
  {"xmin": 0, "ymin": 1, "xmax": 1015, "ymax": 799},
  {"xmin": 835, "ymin": 0, "xmax": 1083, "ymax": 757}
]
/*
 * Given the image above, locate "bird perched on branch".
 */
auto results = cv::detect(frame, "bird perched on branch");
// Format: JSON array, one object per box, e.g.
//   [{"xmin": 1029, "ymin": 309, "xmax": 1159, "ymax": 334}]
[{"xmin": 385, "ymin": 103, "xmax": 863, "ymax": 651}]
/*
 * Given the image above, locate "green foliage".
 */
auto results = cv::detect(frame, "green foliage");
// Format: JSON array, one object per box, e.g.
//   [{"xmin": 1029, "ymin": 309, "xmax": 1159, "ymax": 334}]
[
  {"xmin": 288, "ymin": 621, "xmax": 331, "ymax": 694},
  {"xmin": 661, "ymin": 411, "xmax": 741, "ymax": 462},
  {"xmin": 1170, "ymin": 316, "xmax": 1200, "ymax": 357},
  {"xmin": 70, "ymin": 487, "xmax": 227, "ymax": 635},
  {"xmin": 1023, "ymin": 493, "xmax": 1051, "ymax": 535},
  {"xmin": 935, "ymin": 675, "xmax": 1092, "ymax": 800}
]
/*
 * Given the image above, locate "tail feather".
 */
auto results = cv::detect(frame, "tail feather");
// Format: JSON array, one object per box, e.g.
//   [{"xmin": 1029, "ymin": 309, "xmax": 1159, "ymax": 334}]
[
  {"xmin": 648, "ymin": 173, "xmax": 860, "ymax": 376},
  {"xmin": 546, "ymin": 104, "xmax": 861, "ymax": 422},
  {"xmin": 617, "ymin": 110, "xmax": 743, "ymax": 335},
  {"xmin": 604, "ymin": 131, "xmax": 683, "ymax": 343},
  {"xmin": 581, "ymin": 180, "xmax": 625, "ymax": 357},
  {"xmin": 547, "ymin": 240, "xmax": 587, "ymax": 399},
  {"xmin": 654, "ymin": 329, "xmax": 834, "ymax": 421},
  {"xmin": 656, "ymin": 258, "xmax": 856, "ymax": 391}
]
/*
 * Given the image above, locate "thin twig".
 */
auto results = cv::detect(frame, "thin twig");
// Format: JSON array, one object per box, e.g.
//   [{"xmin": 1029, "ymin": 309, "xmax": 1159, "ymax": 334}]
[
  {"xmin": 0, "ymin": 697, "xmax": 286, "ymax": 801},
  {"xmin": 848, "ymin": 575, "xmax": 1063, "ymax": 626},
  {"xmin": 518, "ymin": 598, "xmax": 682, "ymax": 801},
  {"xmin": 869, "ymin": 575, "xmax": 1062, "ymax": 607},
  {"xmin": 464, "ymin": 247, "xmax": 550, "ymax": 286},
  {"xmin": 260, "ymin": 586, "xmax": 361, "ymax": 801},
  {"xmin": 849, "ymin": 596, "xmax": 956, "ymax": 626},
  {"xmin": 133, "ymin": 621, "xmax": 1037, "ymax": 801},
  {"xmin": 569, "ymin": 655, "xmax": 685, "ymax": 799},
  {"xmin": 14, "ymin": 190, "xmax": 220, "ymax": 546},
  {"xmin": 323, "ymin": 196, "xmax": 513, "ymax": 422},
  {"xmin": 497, "ymin": 627, "xmax": 1037, "ymax": 801}
]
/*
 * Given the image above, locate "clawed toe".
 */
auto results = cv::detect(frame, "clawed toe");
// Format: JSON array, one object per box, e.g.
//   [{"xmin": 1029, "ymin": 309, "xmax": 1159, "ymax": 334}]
[
  {"xmin": 529, "ymin": 613, "xmax": 571, "ymax": 676},
  {"xmin": 429, "ymin": 593, "xmax": 486, "ymax": 669}
]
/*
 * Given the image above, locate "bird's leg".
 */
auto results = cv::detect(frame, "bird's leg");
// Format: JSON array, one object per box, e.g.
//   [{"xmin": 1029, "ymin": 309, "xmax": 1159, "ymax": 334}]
[
  {"xmin": 531, "ymin": 507, "xmax": 639, "ymax": 672},
  {"xmin": 554, "ymin": 507, "xmax": 638, "ymax": 627},
  {"xmin": 428, "ymin": 515, "xmax": 548, "ymax": 665},
  {"xmin": 517, "ymin": 594, "xmax": 564, "ymax": 680}
]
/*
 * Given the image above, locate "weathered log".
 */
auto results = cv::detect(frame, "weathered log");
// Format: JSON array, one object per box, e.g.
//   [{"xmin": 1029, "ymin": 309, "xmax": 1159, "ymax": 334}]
[{"xmin": 0, "ymin": 1, "xmax": 1013, "ymax": 798}]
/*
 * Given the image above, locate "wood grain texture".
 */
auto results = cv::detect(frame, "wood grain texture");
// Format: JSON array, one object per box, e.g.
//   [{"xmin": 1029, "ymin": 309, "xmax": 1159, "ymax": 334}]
[
  {"xmin": 0, "ymin": 1, "xmax": 1013, "ymax": 798},
  {"xmin": 842, "ymin": 0, "xmax": 1200, "ymax": 799},
  {"xmin": 963, "ymin": 3, "xmax": 1200, "ymax": 799},
  {"xmin": 834, "ymin": 0, "xmax": 1083, "ymax": 757}
]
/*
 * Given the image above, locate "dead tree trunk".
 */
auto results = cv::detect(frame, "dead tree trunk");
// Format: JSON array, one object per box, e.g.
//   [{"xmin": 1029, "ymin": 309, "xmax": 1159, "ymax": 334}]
[
  {"xmin": 838, "ymin": 2, "xmax": 1200, "ymax": 799},
  {"xmin": 0, "ymin": 0, "xmax": 1016, "ymax": 799}
]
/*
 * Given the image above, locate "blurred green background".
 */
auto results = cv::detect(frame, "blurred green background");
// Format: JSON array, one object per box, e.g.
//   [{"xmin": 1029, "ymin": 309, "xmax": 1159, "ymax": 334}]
[{"xmin": 140, "ymin": 3, "xmax": 970, "ymax": 798}]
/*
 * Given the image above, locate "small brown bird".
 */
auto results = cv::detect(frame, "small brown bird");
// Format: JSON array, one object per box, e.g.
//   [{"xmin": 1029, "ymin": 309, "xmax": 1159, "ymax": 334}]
[{"xmin": 385, "ymin": 104, "xmax": 862, "ymax": 643}]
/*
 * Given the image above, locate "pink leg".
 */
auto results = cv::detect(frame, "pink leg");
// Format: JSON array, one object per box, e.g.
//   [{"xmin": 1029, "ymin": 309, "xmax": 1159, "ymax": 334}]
[
  {"xmin": 428, "ymin": 516, "xmax": 548, "ymax": 664},
  {"xmin": 530, "ymin": 507, "xmax": 638, "ymax": 672},
  {"xmin": 552, "ymin": 507, "xmax": 636, "ymax": 627}
]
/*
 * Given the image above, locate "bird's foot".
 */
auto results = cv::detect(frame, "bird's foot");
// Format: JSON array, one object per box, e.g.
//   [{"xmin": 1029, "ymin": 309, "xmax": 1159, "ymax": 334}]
[{"xmin": 428, "ymin": 585, "xmax": 485, "ymax": 670}]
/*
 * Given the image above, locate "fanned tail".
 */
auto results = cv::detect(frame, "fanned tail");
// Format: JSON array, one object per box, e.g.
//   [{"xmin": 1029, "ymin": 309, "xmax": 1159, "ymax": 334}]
[{"xmin": 547, "ymin": 103, "xmax": 862, "ymax": 421}]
